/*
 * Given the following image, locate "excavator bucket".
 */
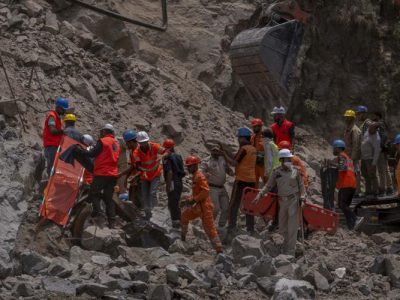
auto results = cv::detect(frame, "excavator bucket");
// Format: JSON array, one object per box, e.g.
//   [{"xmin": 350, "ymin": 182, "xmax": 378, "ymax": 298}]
[{"xmin": 230, "ymin": 20, "xmax": 304, "ymax": 100}]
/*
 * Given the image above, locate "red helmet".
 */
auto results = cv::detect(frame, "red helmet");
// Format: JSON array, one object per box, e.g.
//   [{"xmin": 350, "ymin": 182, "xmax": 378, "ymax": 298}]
[
  {"xmin": 163, "ymin": 138, "xmax": 175, "ymax": 149},
  {"xmin": 251, "ymin": 118, "xmax": 263, "ymax": 127},
  {"xmin": 278, "ymin": 141, "xmax": 291, "ymax": 150},
  {"xmin": 185, "ymin": 155, "xmax": 201, "ymax": 166}
]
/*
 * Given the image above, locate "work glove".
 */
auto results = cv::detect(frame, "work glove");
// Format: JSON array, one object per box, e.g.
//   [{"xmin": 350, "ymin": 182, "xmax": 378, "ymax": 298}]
[{"xmin": 252, "ymin": 193, "xmax": 262, "ymax": 204}]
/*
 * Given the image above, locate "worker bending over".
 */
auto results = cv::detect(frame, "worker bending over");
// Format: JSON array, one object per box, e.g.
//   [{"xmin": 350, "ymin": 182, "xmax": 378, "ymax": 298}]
[
  {"xmin": 79, "ymin": 124, "xmax": 120, "ymax": 228},
  {"xmin": 254, "ymin": 149, "xmax": 306, "ymax": 256},
  {"xmin": 180, "ymin": 156, "xmax": 223, "ymax": 254},
  {"xmin": 42, "ymin": 97, "xmax": 69, "ymax": 176}
]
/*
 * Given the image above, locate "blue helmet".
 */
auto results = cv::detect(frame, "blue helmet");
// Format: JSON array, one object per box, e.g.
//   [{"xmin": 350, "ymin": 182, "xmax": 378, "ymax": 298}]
[
  {"xmin": 123, "ymin": 130, "xmax": 138, "ymax": 142},
  {"xmin": 237, "ymin": 127, "xmax": 252, "ymax": 137},
  {"xmin": 55, "ymin": 97, "xmax": 69, "ymax": 110},
  {"xmin": 394, "ymin": 134, "xmax": 400, "ymax": 145},
  {"xmin": 119, "ymin": 193, "xmax": 129, "ymax": 201},
  {"xmin": 333, "ymin": 139, "xmax": 346, "ymax": 149},
  {"xmin": 355, "ymin": 105, "xmax": 368, "ymax": 113}
]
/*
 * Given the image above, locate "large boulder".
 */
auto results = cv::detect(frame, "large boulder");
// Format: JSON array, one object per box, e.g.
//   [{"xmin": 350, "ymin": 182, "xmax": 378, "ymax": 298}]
[
  {"xmin": 250, "ymin": 255, "xmax": 276, "ymax": 278},
  {"xmin": 370, "ymin": 254, "xmax": 400, "ymax": 288},
  {"xmin": 232, "ymin": 235, "xmax": 264, "ymax": 261},
  {"xmin": 41, "ymin": 277, "xmax": 76, "ymax": 296},
  {"xmin": 147, "ymin": 284, "xmax": 174, "ymax": 300},
  {"xmin": 76, "ymin": 282, "xmax": 107, "ymax": 297},
  {"xmin": 273, "ymin": 278, "xmax": 315, "ymax": 300},
  {"xmin": 47, "ymin": 257, "xmax": 77, "ymax": 278},
  {"xmin": 20, "ymin": 251, "xmax": 51, "ymax": 275}
]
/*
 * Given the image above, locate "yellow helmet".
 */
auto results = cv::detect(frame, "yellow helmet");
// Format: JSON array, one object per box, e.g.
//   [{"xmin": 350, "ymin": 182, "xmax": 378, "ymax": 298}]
[
  {"xmin": 343, "ymin": 110, "xmax": 356, "ymax": 118},
  {"xmin": 64, "ymin": 113, "xmax": 77, "ymax": 122}
]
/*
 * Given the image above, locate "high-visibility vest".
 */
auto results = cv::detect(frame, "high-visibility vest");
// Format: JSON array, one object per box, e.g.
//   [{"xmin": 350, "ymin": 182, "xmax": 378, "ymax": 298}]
[
  {"xmin": 93, "ymin": 134, "xmax": 120, "ymax": 177},
  {"xmin": 43, "ymin": 110, "xmax": 62, "ymax": 147},
  {"xmin": 271, "ymin": 119, "xmax": 294, "ymax": 149},
  {"xmin": 235, "ymin": 144, "xmax": 257, "ymax": 183},
  {"xmin": 336, "ymin": 152, "xmax": 356, "ymax": 189},
  {"xmin": 134, "ymin": 142, "xmax": 162, "ymax": 181}
]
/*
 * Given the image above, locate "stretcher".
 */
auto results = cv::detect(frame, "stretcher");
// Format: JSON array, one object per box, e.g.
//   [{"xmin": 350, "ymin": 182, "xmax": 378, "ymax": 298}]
[{"xmin": 241, "ymin": 187, "xmax": 339, "ymax": 233}]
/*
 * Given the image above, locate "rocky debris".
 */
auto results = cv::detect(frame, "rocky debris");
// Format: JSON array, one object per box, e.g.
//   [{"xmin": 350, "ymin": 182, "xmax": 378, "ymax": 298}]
[
  {"xmin": 12, "ymin": 281, "xmax": 34, "ymax": 297},
  {"xmin": 81, "ymin": 225, "xmax": 126, "ymax": 255},
  {"xmin": 166, "ymin": 264, "xmax": 179, "ymax": 285},
  {"xmin": 231, "ymin": 235, "xmax": 264, "ymax": 261},
  {"xmin": 370, "ymin": 254, "xmax": 400, "ymax": 288},
  {"xmin": 147, "ymin": 284, "xmax": 174, "ymax": 300},
  {"xmin": 41, "ymin": 276, "xmax": 76, "ymax": 296},
  {"xmin": 250, "ymin": 254, "xmax": 276, "ymax": 278},
  {"xmin": 303, "ymin": 269, "xmax": 330, "ymax": 292},
  {"xmin": 239, "ymin": 255, "xmax": 257, "ymax": 267},
  {"xmin": 256, "ymin": 276, "xmax": 280, "ymax": 296},
  {"xmin": 76, "ymin": 282, "xmax": 108, "ymax": 297},
  {"xmin": 273, "ymin": 278, "xmax": 316, "ymax": 300},
  {"xmin": 20, "ymin": 250, "xmax": 51, "ymax": 275},
  {"xmin": 47, "ymin": 257, "xmax": 77, "ymax": 278},
  {"xmin": 0, "ymin": 97, "xmax": 18, "ymax": 117},
  {"xmin": 44, "ymin": 11, "xmax": 59, "ymax": 34}
]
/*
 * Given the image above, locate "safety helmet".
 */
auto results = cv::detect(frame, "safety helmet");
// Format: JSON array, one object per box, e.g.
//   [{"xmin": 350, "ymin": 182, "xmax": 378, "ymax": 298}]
[
  {"xmin": 64, "ymin": 114, "xmax": 77, "ymax": 122},
  {"xmin": 237, "ymin": 127, "xmax": 252, "ymax": 137},
  {"xmin": 82, "ymin": 134, "xmax": 94, "ymax": 146},
  {"xmin": 101, "ymin": 124, "xmax": 114, "ymax": 133},
  {"xmin": 55, "ymin": 97, "xmax": 69, "ymax": 110},
  {"xmin": 251, "ymin": 118, "xmax": 263, "ymax": 127},
  {"xmin": 163, "ymin": 138, "xmax": 175, "ymax": 149},
  {"xmin": 119, "ymin": 193, "xmax": 129, "ymax": 201},
  {"xmin": 355, "ymin": 105, "xmax": 368, "ymax": 113},
  {"xmin": 271, "ymin": 106, "xmax": 286, "ymax": 115},
  {"xmin": 185, "ymin": 155, "xmax": 201, "ymax": 166},
  {"xmin": 278, "ymin": 141, "xmax": 291, "ymax": 150},
  {"xmin": 343, "ymin": 110, "xmax": 356, "ymax": 118},
  {"xmin": 123, "ymin": 130, "xmax": 137, "ymax": 142},
  {"xmin": 278, "ymin": 149, "xmax": 293, "ymax": 159},
  {"xmin": 136, "ymin": 131, "xmax": 150, "ymax": 143},
  {"xmin": 333, "ymin": 139, "xmax": 346, "ymax": 149},
  {"xmin": 394, "ymin": 134, "xmax": 400, "ymax": 145}
]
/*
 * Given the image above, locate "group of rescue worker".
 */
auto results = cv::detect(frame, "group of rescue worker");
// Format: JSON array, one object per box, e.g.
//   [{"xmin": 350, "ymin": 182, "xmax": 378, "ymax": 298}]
[{"xmin": 42, "ymin": 98, "xmax": 400, "ymax": 256}]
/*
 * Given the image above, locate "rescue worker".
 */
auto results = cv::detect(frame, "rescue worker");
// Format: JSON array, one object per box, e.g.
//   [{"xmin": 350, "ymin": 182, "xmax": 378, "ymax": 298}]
[
  {"xmin": 371, "ymin": 112, "xmax": 394, "ymax": 196},
  {"xmin": 79, "ymin": 124, "xmax": 120, "ymax": 228},
  {"xmin": 343, "ymin": 109, "xmax": 362, "ymax": 195},
  {"xmin": 133, "ymin": 131, "xmax": 164, "ymax": 220},
  {"xmin": 180, "ymin": 155, "xmax": 223, "ymax": 254},
  {"xmin": 42, "ymin": 97, "xmax": 69, "ymax": 176},
  {"xmin": 278, "ymin": 141, "xmax": 308, "ymax": 189},
  {"xmin": 254, "ymin": 149, "xmax": 306, "ymax": 256},
  {"xmin": 271, "ymin": 106, "xmax": 295, "ymax": 149},
  {"xmin": 355, "ymin": 105, "xmax": 372, "ymax": 135},
  {"xmin": 251, "ymin": 118, "xmax": 265, "ymax": 188},
  {"xmin": 223, "ymin": 127, "xmax": 257, "ymax": 234},
  {"xmin": 361, "ymin": 122, "xmax": 381, "ymax": 197},
  {"xmin": 262, "ymin": 128, "xmax": 280, "ymax": 180},
  {"xmin": 201, "ymin": 146, "xmax": 233, "ymax": 228},
  {"xmin": 393, "ymin": 134, "xmax": 400, "ymax": 195},
  {"xmin": 331, "ymin": 140, "xmax": 364, "ymax": 230},
  {"xmin": 162, "ymin": 139, "xmax": 185, "ymax": 228},
  {"xmin": 63, "ymin": 113, "xmax": 83, "ymax": 142},
  {"xmin": 118, "ymin": 130, "xmax": 142, "ymax": 208}
]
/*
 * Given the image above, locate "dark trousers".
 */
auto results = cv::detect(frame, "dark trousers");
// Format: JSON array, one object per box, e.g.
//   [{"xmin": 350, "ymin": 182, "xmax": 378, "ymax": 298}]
[
  {"xmin": 90, "ymin": 176, "xmax": 117, "ymax": 221},
  {"xmin": 361, "ymin": 159, "xmax": 379, "ymax": 195},
  {"xmin": 44, "ymin": 146, "xmax": 58, "ymax": 176},
  {"xmin": 338, "ymin": 188, "xmax": 357, "ymax": 229},
  {"xmin": 167, "ymin": 181, "xmax": 183, "ymax": 222},
  {"xmin": 229, "ymin": 180, "xmax": 256, "ymax": 232},
  {"xmin": 129, "ymin": 179, "xmax": 142, "ymax": 209}
]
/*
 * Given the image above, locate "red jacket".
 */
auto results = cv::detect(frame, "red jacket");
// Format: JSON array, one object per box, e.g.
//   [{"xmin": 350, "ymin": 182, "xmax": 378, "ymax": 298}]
[
  {"xmin": 43, "ymin": 111, "xmax": 62, "ymax": 147},
  {"xmin": 93, "ymin": 135, "xmax": 120, "ymax": 177},
  {"xmin": 336, "ymin": 152, "xmax": 357, "ymax": 189},
  {"xmin": 271, "ymin": 119, "xmax": 294, "ymax": 149}
]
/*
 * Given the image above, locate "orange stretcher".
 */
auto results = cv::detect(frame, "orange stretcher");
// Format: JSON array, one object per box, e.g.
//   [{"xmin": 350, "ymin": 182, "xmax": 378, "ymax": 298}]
[
  {"xmin": 39, "ymin": 136, "xmax": 85, "ymax": 226},
  {"xmin": 302, "ymin": 202, "xmax": 339, "ymax": 234},
  {"xmin": 241, "ymin": 187, "xmax": 279, "ymax": 221},
  {"xmin": 241, "ymin": 187, "xmax": 339, "ymax": 233}
]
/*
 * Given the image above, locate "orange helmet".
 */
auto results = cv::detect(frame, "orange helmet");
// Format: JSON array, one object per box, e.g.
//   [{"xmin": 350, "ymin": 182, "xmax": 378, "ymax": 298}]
[
  {"xmin": 163, "ymin": 138, "xmax": 175, "ymax": 149},
  {"xmin": 251, "ymin": 118, "xmax": 264, "ymax": 127},
  {"xmin": 185, "ymin": 155, "xmax": 201, "ymax": 166},
  {"xmin": 278, "ymin": 141, "xmax": 291, "ymax": 150}
]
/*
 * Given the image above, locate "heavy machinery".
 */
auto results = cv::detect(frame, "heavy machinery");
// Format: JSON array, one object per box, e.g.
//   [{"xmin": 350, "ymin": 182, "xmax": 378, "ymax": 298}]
[{"xmin": 229, "ymin": 0, "xmax": 311, "ymax": 104}]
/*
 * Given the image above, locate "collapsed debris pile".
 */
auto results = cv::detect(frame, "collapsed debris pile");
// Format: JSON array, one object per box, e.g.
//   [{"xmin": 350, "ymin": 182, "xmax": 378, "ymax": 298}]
[{"xmin": 0, "ymin": 0, "xmax": 399, "ymax": 299}]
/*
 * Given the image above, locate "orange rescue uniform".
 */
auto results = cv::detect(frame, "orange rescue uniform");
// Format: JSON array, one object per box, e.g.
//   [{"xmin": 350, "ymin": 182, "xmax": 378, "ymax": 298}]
[
  {"xmin": 292, "ymin": 155, "xmax": 309, "ymax": 189},
  {"xmin": 336, "ymin": 152, "xmax": 357, "ymax": 189},
  {"xmin": 251, "ymin": 133, "xmax": 265, "ymax": 188},
  {"xmin": 181, "ymin": 169, "xmax": 222, "ymax": 252},
  {"xmin": 134, "ymin": 142, "xmax": 163, "ymax": 181}
]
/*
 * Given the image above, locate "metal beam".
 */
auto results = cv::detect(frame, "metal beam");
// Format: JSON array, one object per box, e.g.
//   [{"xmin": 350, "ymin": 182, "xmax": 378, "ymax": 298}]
[{"xmin": 67, "ymin": 0, "xmax": 168, "ymax": 31}]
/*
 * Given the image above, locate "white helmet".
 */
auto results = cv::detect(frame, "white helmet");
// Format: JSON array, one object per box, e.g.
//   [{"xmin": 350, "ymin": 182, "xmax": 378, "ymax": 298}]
[
  {"xmin": 271, "ymin": 106, "xmax": 286, "ymax": 115},
  {"xmin": 136, "ymin": 131, "xmax": 150, "ymax": 143},
  {"xmin": 102, "ymin": 124, "xmax": 114, "ymax": 132},
  {"xmin": 82, "ymin": 134, "xmax": 94, "ymax": 146},
  {"xmin": 279, "ymin": 149, "xmax": 293, "ymax": 159}
]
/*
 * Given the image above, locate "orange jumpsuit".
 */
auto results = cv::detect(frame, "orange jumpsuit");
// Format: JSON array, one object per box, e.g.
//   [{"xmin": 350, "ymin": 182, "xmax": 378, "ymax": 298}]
[
  {"xmin": 181, "ymin": 169, "xmax": 222, "ymax": 252},
  {"xmin": 251, "ymin": 133, "xmax": 266, "ymax": 188},
  {"xmin": 292, "ymin": 155, "xmax": 308, "ymax": 189}
]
